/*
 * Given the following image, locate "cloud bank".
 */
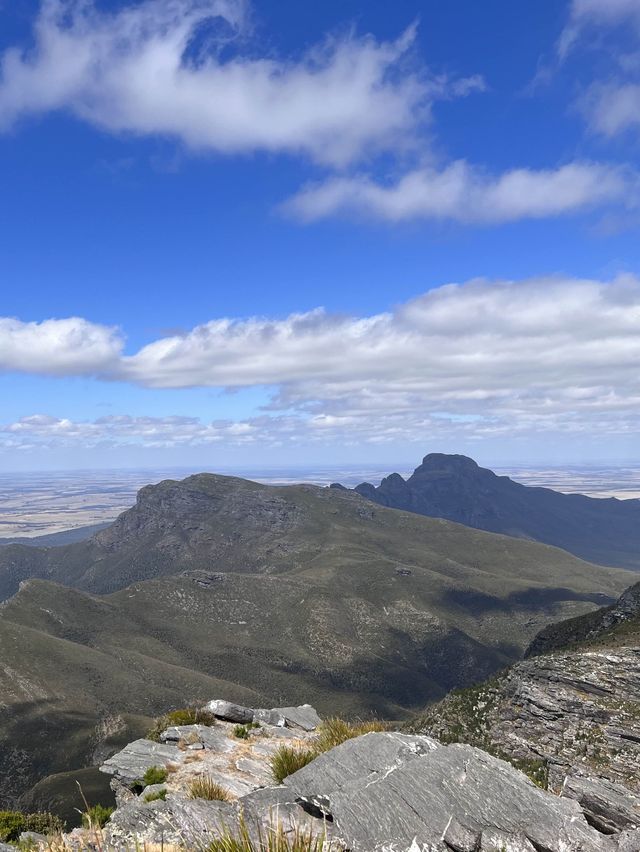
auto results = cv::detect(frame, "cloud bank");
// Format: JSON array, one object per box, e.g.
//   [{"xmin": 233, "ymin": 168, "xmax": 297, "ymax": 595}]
[{"xmin": 1, "ymin": 276, "xmax": 640, "ymax": 447}]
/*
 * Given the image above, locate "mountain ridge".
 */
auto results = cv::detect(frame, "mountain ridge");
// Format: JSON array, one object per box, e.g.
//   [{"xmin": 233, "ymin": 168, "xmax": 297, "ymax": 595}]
[{"xmin": 349, "ymin": 453, "xmax": 640, "ymax": 569}]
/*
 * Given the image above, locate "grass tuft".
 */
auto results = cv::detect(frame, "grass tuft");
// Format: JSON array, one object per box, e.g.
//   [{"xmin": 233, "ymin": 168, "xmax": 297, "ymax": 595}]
[
  {"xmin": 206, "ymin": 815, "xmax": 334, "ymax": 851},
  {"xmin": 147, "ymin": 707, "xmax": 217, "ymax": 741},
  {"xmin": 314, "ymin": 718, "xmax": 389, "ymax": 752},
  {"xmin": 270, "ymin": 746, "xmax": 317, "ymax": 784},
  {"xmin": 189, "ymin": 776, "xmax": 231, "ymax": 801},
  {"xmin": 81, "ymin": 803, "xmax": 114, "ymax": 829}
]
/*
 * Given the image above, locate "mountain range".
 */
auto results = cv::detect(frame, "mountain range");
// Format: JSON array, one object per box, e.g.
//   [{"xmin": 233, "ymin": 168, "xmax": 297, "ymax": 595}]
[
  {"xmin": 0, "ymin": 470, "xmax": 633, "ymax": 810},
  {"xmin": 349, "ymin": 453, "xmax": 640, "ymax": 570}
]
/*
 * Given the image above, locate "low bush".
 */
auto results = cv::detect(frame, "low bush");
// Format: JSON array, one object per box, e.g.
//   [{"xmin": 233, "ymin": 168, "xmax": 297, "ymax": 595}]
[
  {"xmin": 189, "ymin": 776, "xmax": 231, "ymax": 801},
  {"xmin": 0, "ymin": 810, "xmax": 65, "ymax": 842},
  {"xmin": 82, "ymin": 804, "xmax": 114, "ymax": 829},
  {"xmin": 142, "ymin": 766, "xmax": 168, "ymax": 786},
  {"xmin": 147, "ymin": 707, "xmax": 217, "ymax": 741}
]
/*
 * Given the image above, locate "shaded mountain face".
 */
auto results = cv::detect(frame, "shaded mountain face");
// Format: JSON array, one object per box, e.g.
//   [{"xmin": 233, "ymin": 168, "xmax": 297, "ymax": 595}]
[
  {"xmin": 0, "ymin": 473, "xmax": 633, "ymax": 807},
  {"xmin": 351, "ymin": 453, "xmax": 640, "ymax": 570}
]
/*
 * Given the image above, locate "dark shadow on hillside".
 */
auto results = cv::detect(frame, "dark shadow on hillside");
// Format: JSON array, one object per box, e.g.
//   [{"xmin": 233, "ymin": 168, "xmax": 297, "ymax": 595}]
[{"xmin": 442, "ymin": 587, "xmax": 615, "ymax": 616}]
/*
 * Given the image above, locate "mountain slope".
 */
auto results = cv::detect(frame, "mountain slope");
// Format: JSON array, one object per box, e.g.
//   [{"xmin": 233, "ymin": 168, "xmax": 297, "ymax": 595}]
[
  {"xmin": 351, "ymin": 453, "xmax": 640, "ymax": 570},
  {"xmin": 0, "ymin": 473, "xmax": 633, "ymax": 806},
  {"xmin": 407, "ymin": 581, "xmax": 640, "ymax": 826}
]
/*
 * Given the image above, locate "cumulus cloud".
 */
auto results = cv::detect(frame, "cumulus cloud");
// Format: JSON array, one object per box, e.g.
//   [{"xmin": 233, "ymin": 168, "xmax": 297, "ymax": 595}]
[
  {"xmin": 2, "ymin": 276, "xmax": 640, "ymax": 447},
  {"xmin": 0, "ymin": 316, "xmax": 122, "ymax": 376},
  {"xmin": 0, "ymin": 0, "xmax": 464, "ymax": 167},
  {"xmin": 281, "ymin": 161, "xmax": 635, "ymax": 224}
]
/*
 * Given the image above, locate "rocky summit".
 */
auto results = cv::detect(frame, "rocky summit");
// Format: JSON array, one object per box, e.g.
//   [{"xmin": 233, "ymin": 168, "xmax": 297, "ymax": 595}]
[
  {"xmin": 350, "ymin": 453, "xmax": 640, "ymax": 570},
  {"xmin": 15, "ymin": 697, "xmax": 639, "ymax": 851}
]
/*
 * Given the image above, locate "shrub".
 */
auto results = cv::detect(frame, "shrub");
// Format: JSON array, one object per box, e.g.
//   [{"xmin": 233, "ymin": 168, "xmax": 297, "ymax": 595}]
[
  {"xmin": 144, "ymin": 788, "xmax": 167, "ymax": 803},
  {"xmin": 0, "ymin": 810, "xmax": 65, "ymax": 841},
  {"xmin": 0, "ymin": 811, "xmax": 25, "ymax": 842},
  {"xmin": 147, "ymin": 707, "xmax": 217, "ymax": 741},
  {"xmin": 142, "ymin": 766, "xmax": 168, "ymax": 786},
  {"xmin": 82, "ymin": 804, "xmax": 114, "ymax": 829},
  {"xmin": 189, "ymin": 776, "xmax": 231, "ymax": 801},
  {"xmin": 233, "ymin": 725, "xmax": 249, "ymax": 739},
  {"xmin": 270, "ymin": 746, "xmax": 317, "ymax": 784}
]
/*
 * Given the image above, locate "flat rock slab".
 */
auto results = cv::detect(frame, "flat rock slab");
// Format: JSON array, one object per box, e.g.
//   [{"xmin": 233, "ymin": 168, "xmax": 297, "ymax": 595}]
[
  {"xmin": 100, "ymin": 738, "xmax": 185, "ymax": 783},
  {"xmin": 327, "ymin": 742, "xmax": 613, "ymax": 852},
  {"xmin": 284, "ymin": 731, "xmax": 438, "ymax": 808},
  {"xmin": 160, "ymin": 724, "xmax": 235, "ymax": 752},
  {"xmin": 106, "ymin": 797, "xmax": 235, "ymax": 846},
  {"xmin": 254, "ymin": 704, "xmax": 321, "ymax": 731},
  {"xmin": 206, "ymin": 700, "xmax": 254, "ymax": 723}
]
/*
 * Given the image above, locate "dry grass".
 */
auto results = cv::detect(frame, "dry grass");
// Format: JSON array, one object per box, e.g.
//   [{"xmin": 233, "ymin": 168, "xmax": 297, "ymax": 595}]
[
  {"xmin": 188, "ymin": 776, "xmax": 231, "ymax": 801},
  {"xmin": 206, "ymin": 816, "xmax": 335, "ymax": 851}
]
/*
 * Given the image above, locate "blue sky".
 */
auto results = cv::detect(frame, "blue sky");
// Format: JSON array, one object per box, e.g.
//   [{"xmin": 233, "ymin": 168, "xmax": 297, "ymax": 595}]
[{"xmin": 1, "ymin": 0, "xmax": 640, "ymax": 470}]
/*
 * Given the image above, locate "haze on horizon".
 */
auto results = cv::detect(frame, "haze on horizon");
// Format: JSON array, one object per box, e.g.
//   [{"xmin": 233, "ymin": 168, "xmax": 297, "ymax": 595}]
[{"xmin": 1, "ymin": 0, "xmax": 640, "ymax": 470}]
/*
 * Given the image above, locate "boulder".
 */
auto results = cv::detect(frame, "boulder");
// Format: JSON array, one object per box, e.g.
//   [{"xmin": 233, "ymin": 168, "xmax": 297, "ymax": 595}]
[
  {"xmin": 617, "ymin": 829, "xmax": 640, "ymax": 851},
  {"xmin": 266, "ymin": 704, "xmax": 321, "ymax": 731},
  {"xmin": 288, "ymin": 735, "xmax": 616, "ymax": 852},
  {"xmin": 106, "ymin": 797, "xmax": 236, "ymax": 846},
  {"xmin": 205, "ymin": 700, "xmax": 254, "ymax": 724},
  {"xmin": 284, "ymin": 731, "xmax": 438, "ymax": 812},
  {"xmin": 100, "ymin": 738, "xmax": 184, "ymax": 784},
  {"xmin": 562, "ymin": 775, "xmax": 640, "ymax": 834}
]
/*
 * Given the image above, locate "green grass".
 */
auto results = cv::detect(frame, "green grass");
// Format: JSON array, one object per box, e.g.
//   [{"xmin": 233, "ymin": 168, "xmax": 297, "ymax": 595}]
[
  {"xmin": 81, "ymin": 803, "xmax": 114, "ymax": 829},
  {"xmin": 0, "ymin": 810, "xmax": 65, "ymax": 842},
  {"xmin": 270, "ymin": 746, "xmax": 317, "ymax": 784},
  {"xmin": 189, "ymin": 776, "xmax": 231, "ymax": 801},
  {"xmin": 143, "ymin": 788, "xmax": 167, "ymax": 803},
  {"xmin": 147, "ymin": 707, "xmax": 217, "ymax": 742}
]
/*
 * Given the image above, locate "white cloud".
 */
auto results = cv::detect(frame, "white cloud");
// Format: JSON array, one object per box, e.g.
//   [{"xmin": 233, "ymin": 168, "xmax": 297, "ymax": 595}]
[
  {"xmin": 580, "ymin": 81, "xmax": 640, "ymax": 136},
  {"xmin": 0, "ymin": 317, "xmax": 122, "ymax": 376},
  {"xmin": 559, "ymin": 0, "xmax": 640, "ymax": 56},
  {"xmin": 0, "ymin": 0, "xmax": 461, "ymax": 167},
  {"xmin": 281, "ymin": 161, "xmax": 635, "ymax": 224},
  {"xmin": 2, "ymin": 276, "xmax": 640, "ymax": 447}
]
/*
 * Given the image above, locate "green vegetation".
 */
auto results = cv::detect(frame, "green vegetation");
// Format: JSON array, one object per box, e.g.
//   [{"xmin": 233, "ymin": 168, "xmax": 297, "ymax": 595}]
[
  {"xmin": 142, "ymin": 766, "xmax": 168, "ymax": 786},
  {"xmin": 270, "ymin": 746, "xmax": 317, "ymax": 784},
  {"xmin": 81, "ymin": 803, "xmax": 114, "ymax": 829},
  {"xmin": 147, "ymin": 707, "xmax": 217, "ymax": 742},
  {"xmin": 271, "ymin": 718, "xmax": 391, "ymax": 783},
  {"xmin": 143, "ymin": 788, "xmax": 167, "ymax": 802},
  {"xmin": 189, "ymin": 776, "xmax": 231, "ymax": 801},
  {"xmin": 0, "ymin": 810, "xmax": 65, "ymax": 842},
  {"xmin": 233, "ymin": 722, "xmax": 260, "ymax": 739}
]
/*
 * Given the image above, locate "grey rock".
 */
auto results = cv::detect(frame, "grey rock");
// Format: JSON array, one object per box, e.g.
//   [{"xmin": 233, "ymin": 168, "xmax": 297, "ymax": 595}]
[
  {"xmin": 562, "ymin": 774, "xmax": 640, "ymax": 834},
  {"xmin": 100, "ymin": 738, "xmax": 184, "ymax": 784},
  {"xmin": 238, "ymin": 787, "xmax": 332, "ymax": 845},
  {"xmin": 106, "ymin": 797, "xmax": 236, "ymax": 846},
  {"xmin": 269, "ymin": 704, "xmax": 321, "ymax": 731},
  {"xmin": 616, "ymin": 829, "xmax": 640, "ymax": 851},
  {"xmin": 299, "ymin": 738, "xmax": 613, "ymax": 852},
  {"xmin": 160, "ymin": 724, "xmax": 235, "ymax": 752},
  {"xmin": 140, "ymin": 783, "xmax": 166, "ymax": 800},
  {"xmin": 284, "ymin": 731, "xmax": 438, "ymax": 812},
  {"xmin": 206, "ymin": 699, "xmax": 255, "ymax": 724},
  {"xmin": 442, "ymin": 817, "xmax": 480, "ymax": 851},
  {"xmin": 19, "ymin": 832, "xmax": 47, "ymax": 845},
  {"xmin": 0, "ymin": 845, "xmax": 13, "ymax": 852},
  {"xmin": 478, "ymin": 830, "xmax": 537, "ymax": 852}
]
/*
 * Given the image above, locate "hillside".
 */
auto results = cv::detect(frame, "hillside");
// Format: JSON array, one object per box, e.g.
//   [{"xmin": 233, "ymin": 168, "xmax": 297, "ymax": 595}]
[
  {"xmin": 0, "ymin": 473, "xmax": 633, "ymax": 808},
  {"xmin": 350, "ymin": 453, "xmax": 640, "ymax": 570}
]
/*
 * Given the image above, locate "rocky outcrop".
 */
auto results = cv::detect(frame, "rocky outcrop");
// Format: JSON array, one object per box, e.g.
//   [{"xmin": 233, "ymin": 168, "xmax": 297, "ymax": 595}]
[{"xmin": 409, "ymin": 646, "xmax": 640, "ymax": 799}]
